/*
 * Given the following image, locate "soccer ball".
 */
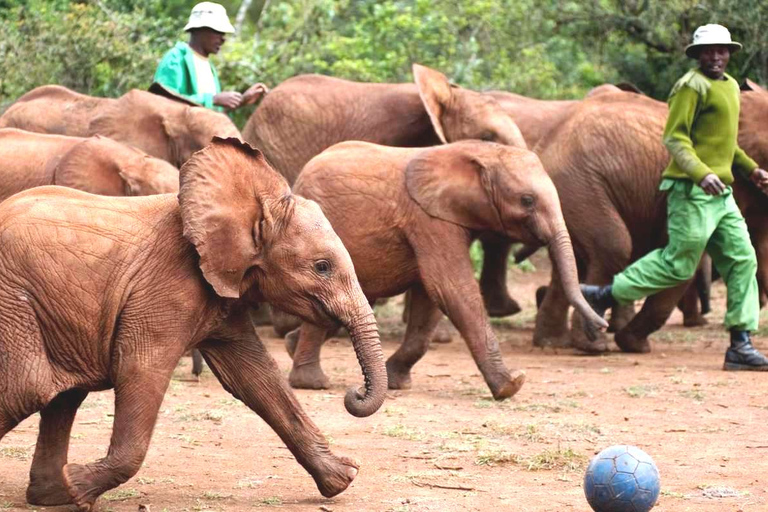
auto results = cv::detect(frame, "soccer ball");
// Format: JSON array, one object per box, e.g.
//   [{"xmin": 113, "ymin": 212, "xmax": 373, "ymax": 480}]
[{"xmin": 583, "ymin": 445, "xmax": 660, "ymax": 512}]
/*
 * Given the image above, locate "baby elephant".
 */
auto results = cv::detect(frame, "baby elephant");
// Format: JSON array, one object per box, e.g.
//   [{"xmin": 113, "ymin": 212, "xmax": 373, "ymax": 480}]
[
  {"xmin": 0, "ymin": 128, "xmax": 179, "ymax": 198},
  {"xmin": 0, "ymin": 138, "xmax": 386, "ymax": 511},
  {"xmin": 288, "ymin": 140, "xmax": 607, "ymax": 399}
]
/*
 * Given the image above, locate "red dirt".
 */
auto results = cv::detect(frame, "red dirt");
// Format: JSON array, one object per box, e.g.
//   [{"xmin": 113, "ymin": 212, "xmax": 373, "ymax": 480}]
[{"xmin": 1, "ymin": 251, "xmax": 767, "ymax": 512}]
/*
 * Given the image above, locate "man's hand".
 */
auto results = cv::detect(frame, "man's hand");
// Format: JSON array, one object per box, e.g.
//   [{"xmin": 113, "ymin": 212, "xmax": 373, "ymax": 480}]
[
  {"xmin": 213, "ymin": 91, "xmax": 243, "ymax": 110},
  {"xmin": 700, "ymin": 173, "xmax": 727, "ymax": 195},
  {"xmin": 750, "ymin": 168, "xmax": 768, "ymax": 195},
  {"xmin": 242, "ymin": 83, "xmax": 269, "ymax": 106}
]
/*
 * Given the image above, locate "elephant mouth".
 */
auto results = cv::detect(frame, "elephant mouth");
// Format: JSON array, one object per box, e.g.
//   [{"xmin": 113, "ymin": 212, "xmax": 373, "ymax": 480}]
[{"xmin": 309, "ymin": 296, "xmax": 341, "ymax": 328}]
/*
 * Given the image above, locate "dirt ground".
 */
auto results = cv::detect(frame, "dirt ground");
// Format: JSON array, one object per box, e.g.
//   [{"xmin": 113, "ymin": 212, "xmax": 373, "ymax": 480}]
[{"xmin": 1, "ymin": 251, "xmax": 767, "ymax": 512}]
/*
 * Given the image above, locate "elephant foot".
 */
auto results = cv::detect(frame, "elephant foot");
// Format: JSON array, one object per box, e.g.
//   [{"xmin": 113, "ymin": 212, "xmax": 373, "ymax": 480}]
[
  {"xmin": 482, "ymin": 287, "xmax": 522, "ymax": 318},
  {"xmin": 27, "ymin": 472, "xmax": 73, "ymax": 506},
  {"xmin": 571, "ymin": 333, "xmax": 610, "ymax": 354},
  {"xmin": 312, "ymin": 455, "xmax": 359, "ymax": 498},
  {"xmin": 614, "ymin": 330, "xmax": 652, "ymax": 353},
  {"xmin": 386, "ymin": 360, "xmax": 413, "ymax": 390},
  {"xmin": 683, "ymin": 314, "xmax": 708, "ymax": 327},
  {"xmin": 487, "ymin": 369, "xmax": 526, "ymax": 400},
  {"xmin": 289, "ymin": 364, "xmax": 330, "ymax": 390},
  {"xmin": 533, "ymin": 332, "xmax": 571, "ymax": 348},
  {"xmin": 62, "ymin": 463, "xmax": 101, "ymax": 512},
  {"xmin": 285, "ymin": 328, "xmax": 300, "ymax": 359}
]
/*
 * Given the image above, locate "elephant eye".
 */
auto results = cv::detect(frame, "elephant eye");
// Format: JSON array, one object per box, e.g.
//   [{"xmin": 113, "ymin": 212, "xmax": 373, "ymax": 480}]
[
  {"xmin": 521, "ymin": 194, "xmax": 535, "ymax": 208},
  {"xmin": 480, "ymin": 132, "xmax": 496, "ymax": 142},
  {"xmin": 314, "ymin": 259, "xmax": 332, "ymax": 275}
]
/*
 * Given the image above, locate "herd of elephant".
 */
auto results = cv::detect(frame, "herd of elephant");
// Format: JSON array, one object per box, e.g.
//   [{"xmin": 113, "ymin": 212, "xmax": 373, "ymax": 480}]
[{"xmin": 0, "ymin": 63, "xmax": 767, "ymax": 510}]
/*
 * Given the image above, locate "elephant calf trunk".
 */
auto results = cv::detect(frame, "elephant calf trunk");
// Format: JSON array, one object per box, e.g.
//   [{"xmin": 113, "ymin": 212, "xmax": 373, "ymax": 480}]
[
  {"xmin": 344, "ymin": 314, "xmax": 387, "ymax": 417},
  {"xmin": 550, "ymin": 229, "xmax": 609, "ymax": 340}
]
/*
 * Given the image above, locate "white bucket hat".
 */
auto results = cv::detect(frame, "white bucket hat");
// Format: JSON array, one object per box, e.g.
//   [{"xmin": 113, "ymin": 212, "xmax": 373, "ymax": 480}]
[
  {"xmin": 184, "ymin": 2, "xmax": 235, "ymax": 34},
  {"xmin": 685, "ymin": 24, "xmax": 742, "ymax": 58}
]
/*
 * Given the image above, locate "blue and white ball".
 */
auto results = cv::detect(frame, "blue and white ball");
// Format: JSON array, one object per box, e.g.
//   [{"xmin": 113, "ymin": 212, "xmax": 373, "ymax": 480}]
[{"xmin": 583, "ymin": 445, "xmax": 660, "ymax": 512}]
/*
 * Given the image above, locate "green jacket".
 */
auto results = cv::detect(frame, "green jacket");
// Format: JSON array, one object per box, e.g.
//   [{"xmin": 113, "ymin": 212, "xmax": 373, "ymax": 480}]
[
  {"xmin": 662, "ymin": 69, "xmax": 758, "ymax": 185},
  {"xmin": 153, "ymin": 42, "xmax": 223, "ymax": 111}
]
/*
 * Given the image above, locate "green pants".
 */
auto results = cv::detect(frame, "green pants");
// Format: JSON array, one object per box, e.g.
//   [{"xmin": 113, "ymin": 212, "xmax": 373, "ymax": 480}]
[{"xmin": 613, "ymin": 178, "xmax": 759, "ymax": 331}]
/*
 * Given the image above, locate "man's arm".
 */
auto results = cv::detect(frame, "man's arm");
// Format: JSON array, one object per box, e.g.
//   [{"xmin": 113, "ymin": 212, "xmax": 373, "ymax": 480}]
[
  {"xmin": 153, "ymin": 51, "xmax": 215, "ymax": 109},
  {"xmin": 662, "ymin": 85, "xmax": 712, "ymax": 184},
  {"xmin": 733, "ymin": 145, "xmax": 759, "ymax": 178}
]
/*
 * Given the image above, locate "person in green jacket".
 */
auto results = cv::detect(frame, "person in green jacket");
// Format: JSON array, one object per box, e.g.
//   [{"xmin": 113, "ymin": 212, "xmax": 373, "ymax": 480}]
[
  {"xmin": 153, "ymin": 2, "xmax": 267, "ymax": 112},
  {"xmin": 581, "ymin": 24, "xmax": 768, "ymax": 371}
]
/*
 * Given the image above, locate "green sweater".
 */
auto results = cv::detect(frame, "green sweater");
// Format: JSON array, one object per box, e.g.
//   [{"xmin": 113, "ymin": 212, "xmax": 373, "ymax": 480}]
[
  {"xmin": 153, "ymin": 42, "xmax": 223, "ymax": 111},
  {"xmin": 662, "ymin": 69, "xmax": 758, "ymax": 184}
]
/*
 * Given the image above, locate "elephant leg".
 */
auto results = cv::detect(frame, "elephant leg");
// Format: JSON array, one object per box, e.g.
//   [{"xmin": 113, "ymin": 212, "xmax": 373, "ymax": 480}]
[
  {"xmin": 288, "ymin": 323, "xmax": 332, "ymax": 390},
  {"xmin": 414, "ymin": 232, "xmax": 525, "ymax": 400},
  {"xmin": 271, "ymin": 308, "xmax": 302, "ymax": 337},
  {"xmin": 608, "ymin": 302, "xmax": 636, "ymax": 332},
  {"xmin": 27, "ymin": 388, "xmax": 89, "ymax": 506},
  {"xmin": 201, "ymin": 335, "xmax": 357, "ymax": 498},
  {"xmin": 533, "ymin": 269, "xmax": 571, "ymax": 348},
  {"xmin": 386, "ymin": 284, "xmax": 443, "ymax": 390},
  {"xmin": 614, "ymin": 282, "xmax": 690, "ymax": 353},
  {"xmin": 191, "ymin": 349, "xmax": 204, "ymax": 376},
  {"xmin": 679, "ymin": 281, "xmax": 707, "ymax": 327},
  {"xmin": 478, "ymin": 234, "xmax": 521, "ymax": 317},
  {"xmin": 63, "ymin": 368, "xmax": 173, "ymax": 511},
  {"xmin": 696, "ymin": 254, "xmax": 713, "ymax": 315}
]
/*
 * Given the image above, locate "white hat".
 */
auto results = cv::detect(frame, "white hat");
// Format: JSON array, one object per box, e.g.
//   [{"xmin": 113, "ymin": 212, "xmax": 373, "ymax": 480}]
[
  {"xmin": 184, "ymin": 2, "xmax": 235, "ymax": 34},
  {"xmin": 685, "ymin": 24, "xmax": 742, "ymax": 58}
]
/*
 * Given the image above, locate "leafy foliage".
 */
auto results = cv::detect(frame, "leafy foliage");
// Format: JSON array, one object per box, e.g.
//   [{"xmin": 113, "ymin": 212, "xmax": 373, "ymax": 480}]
[{"xmin": 1, "ymin": 0, "xmax": 766, "ymax": 124}]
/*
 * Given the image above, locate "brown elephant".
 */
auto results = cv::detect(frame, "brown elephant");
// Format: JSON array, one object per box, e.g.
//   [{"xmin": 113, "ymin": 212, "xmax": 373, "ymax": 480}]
[
  {"xmin": 0, "ymin": 138, "xmax": 386, "ymax": 511},
  {"xmin": 285, "ymin": 140, "xmax": 607, "ymax": 399},
  {"xmin": 0, "ymin": 129, "xmax": 178, "ymax": 198},
  {"xmin": 0, "ymin": 85, "xmax": 240, "ymax": 167},
  {"xmin": 244, "ymin": 64, "xmax": 528, "ymax": 320},
  {"xmin": 531, "ymin": 83, "xmax": 768, "ymax": 353}
]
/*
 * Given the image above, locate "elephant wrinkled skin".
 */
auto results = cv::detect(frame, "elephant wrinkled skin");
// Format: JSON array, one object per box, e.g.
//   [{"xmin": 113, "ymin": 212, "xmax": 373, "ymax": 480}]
[
  {"xmin": 287, "ymin": 140, "xmax": 607, "ymax": 399},
  {"xmin": 0, "ymin": 85, "xmax": 240, "ymax": 167},
  {"xmin": 0, "ymin": 138, "xmax": 386, "ymax": 511}
]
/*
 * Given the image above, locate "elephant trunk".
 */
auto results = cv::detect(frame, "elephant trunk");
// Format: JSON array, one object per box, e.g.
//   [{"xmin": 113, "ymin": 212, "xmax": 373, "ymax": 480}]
[
  {"xmin": 548, "ymin": 227, "xmax": 609, "ymax": 339},
  {"xmin": 341, "ymin": 308, "xmax": 387, "ymax": 418}
]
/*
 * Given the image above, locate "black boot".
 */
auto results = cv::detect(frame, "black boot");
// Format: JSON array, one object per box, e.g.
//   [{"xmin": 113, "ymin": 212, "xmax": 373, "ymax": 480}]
[
  {"xmin": 579, "ymin": 284, "xmax": 616, "ymax": 319},
  {"xmin": 724, "ymin": 331, "xmax": 768, "ymax": 371}
]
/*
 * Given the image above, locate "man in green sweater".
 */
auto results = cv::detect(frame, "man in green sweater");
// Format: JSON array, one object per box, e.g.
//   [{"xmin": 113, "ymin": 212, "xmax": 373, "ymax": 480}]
[
  {"xmin": 582, "ymin": 24, "xmax": 768, "ymax": 370},
  {"xmin": 153, "ymin": 2, "xmax": 267, "ymax": 112}
]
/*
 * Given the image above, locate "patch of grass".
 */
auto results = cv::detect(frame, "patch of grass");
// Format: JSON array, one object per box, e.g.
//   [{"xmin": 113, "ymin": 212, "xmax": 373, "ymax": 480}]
[
  {"xmin": 0, "ymin": 446, "xmax": 30, "ymax": 460},
  {"xmin": 599, "ymin": 367, "xmax": 614, "ymax": 374},
  {"xmin": 381, "ymin": 424, "xmax": 424, "ymax": 441},
  {"xmin": 169, "ymin": 433, "xmax": 201, "ymax": 446},
  {"xmin": 679, "ymin": 389, "xmax": 706, "ymax": 401},
  {"xmin": 0, "ymin": 501, "xmax": 12, "ymax": 509},
  {"xmin": 202, "ymin": 491, "xmax": 232, "ymax": 500},
  {"xmin": 512, "ymin": 401, "xmax": 579, "ymax": 413},
  {"xmin": 102, "ymin": 488, "xmax": 141, "ymax": 501},
  {"xmin": 475, "ymin": 448, "xmax": 521, "ymax": 466},
  {"xmin": 473, "ymin": 398, "xmax": 494, "ymax": 409},
  {"xmin": 135, "ymin": 477, "xmax": 155, "ymax": 485},
  {"xmin": 661, "ymin": 489, "xmax": 686, "ymax": 499},
  {"xmin": 256, "ymin": 496, "xmax": 283, "ymax": 506},
  {"xmin": 523, "ymin": 447, "xmax": 586, "ymax": 472},
  {"xmin": 520, "ymin": 424, "xmax": 544, "ymax": 443},
  {"xmin": 383, "ymin": 406, "xmax": 407, "ymax": 417},
  {"xmin": 203, "ymin": 409, "xmax": 225, "ymax": 424},
  {"xmin": 624, "ymin": 385, "xmax": 657, "ymax": 398}
]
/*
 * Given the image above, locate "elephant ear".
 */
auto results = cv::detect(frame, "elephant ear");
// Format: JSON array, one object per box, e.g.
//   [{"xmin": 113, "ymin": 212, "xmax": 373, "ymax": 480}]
[
  {"xmin": 405, "ymin": 145, "xmax": 503, "ymax": 232},
  {"xmin": 742, "ymin": 79, "xmax": 767, "ymax": 94},
  {"xmin": 412, "ymin": 63, "xmax": 454, "ymax": 144},
  {"xmin": 53, "ymin": 137, "xmax": 127, "ymax": 195},
  {"xmin": 178, "ymin": 136, "xmax": 291, "ymax": 298},
  {"xmin": 89, "ymin": 90, "xmax": 177, "ymax": 164}
]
